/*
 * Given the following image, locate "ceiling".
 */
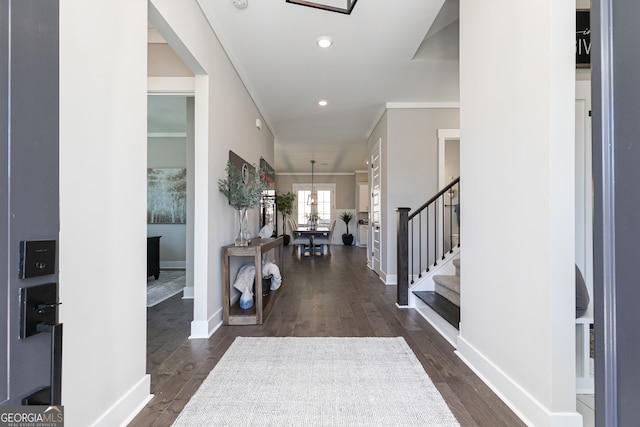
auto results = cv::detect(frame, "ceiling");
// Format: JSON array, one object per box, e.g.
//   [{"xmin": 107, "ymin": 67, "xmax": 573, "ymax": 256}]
[{"xmin": 151, "ymin": 0, "xmax": 460, "ymax": 174}]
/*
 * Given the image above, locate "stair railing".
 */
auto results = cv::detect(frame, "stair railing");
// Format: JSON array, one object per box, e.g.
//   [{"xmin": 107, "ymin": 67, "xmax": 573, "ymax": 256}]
[{"xmin": 396, "ymin": 177, "xmax": 460, "ymax": 305}]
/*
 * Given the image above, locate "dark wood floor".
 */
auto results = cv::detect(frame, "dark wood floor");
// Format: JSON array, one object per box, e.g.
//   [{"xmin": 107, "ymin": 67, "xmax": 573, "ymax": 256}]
[{"xmin": 129, "ymin": 245, "xmax": 525, "ymax": 427}]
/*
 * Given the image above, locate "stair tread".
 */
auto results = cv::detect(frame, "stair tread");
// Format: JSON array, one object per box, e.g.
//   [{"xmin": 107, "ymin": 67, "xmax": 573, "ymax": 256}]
[
  {"xmin": 433, "ymin": 274, "xmax": 460, "ymax": 290},
  {"xmin": 413, "ymin": 291, "xmax": 460, "ymax": 329}
]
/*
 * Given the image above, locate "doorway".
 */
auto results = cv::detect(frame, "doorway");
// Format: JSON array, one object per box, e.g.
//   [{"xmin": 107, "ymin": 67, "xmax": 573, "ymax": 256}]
[
  {"xmin": 147, "ymin": 95, "xmax": 194, "ymax": 301},
  {"xmin": 438, "ymin": 129, "xmax": 461, "ymax": 254},
  {"xmin": 371, "ymin": 138, "xmax": 382, "ymax": 275}
]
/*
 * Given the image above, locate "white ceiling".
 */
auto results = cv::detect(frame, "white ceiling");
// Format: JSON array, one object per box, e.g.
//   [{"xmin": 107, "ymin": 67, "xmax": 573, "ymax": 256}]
[{"xmin": 151, "ymin": 0, "xmax": 460, "ymax": 174}]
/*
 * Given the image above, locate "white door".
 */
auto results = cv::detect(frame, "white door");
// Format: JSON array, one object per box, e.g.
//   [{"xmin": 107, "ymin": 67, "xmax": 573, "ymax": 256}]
[
  {"xmin": 371, "ymin": 138, "xmax": 381, "ymax": 274},
  {"xmin": 575, "ymin": 81, "xmax": 593, "ymax": 300}
]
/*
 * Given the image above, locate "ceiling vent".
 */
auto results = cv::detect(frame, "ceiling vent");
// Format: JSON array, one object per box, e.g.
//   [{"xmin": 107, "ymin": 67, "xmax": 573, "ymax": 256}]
[{"xmin": 286, "ymin": 0, "xmax": 357, "ymax": 15}]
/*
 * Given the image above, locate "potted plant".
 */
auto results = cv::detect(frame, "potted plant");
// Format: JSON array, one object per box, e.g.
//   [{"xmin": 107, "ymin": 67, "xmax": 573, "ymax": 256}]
[
  {"xmin": 275, "ymin": 191, "xmax": 296, "ymax": 246},
  {"xmin": 218, "ymin": 161, "xmax": 267, "ymax": 246},
  {"xmin": 340, "ymin": 211, "xmax": 354, "ymax": 246}
]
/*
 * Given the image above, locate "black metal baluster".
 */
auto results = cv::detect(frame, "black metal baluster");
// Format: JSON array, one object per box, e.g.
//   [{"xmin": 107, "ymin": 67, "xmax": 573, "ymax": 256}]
[
  {"xmin": 441, "ymin": 194, "xmax": 446, "ymax": 260},
  {"xmin": 410, "ymin": 220, "xmax": 414, "ymax": 284},
  {"xmin": 449, "ymin": 190, "xmax": 454, "ymax": 254},
  {"xmin": 433, "ymin": 202, "xmax": 438, "ymax": 266},
  {"xmin": 418, "ymin": 213, "xmax": 422, "ymax": 278},
  {"xmin": 426, "ymin": 209, "xmax": 430, "ymax": 271}
]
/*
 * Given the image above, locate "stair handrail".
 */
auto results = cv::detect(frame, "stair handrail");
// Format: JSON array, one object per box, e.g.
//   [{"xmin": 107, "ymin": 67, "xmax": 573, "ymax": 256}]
[
  {"xmin": 409, "ymin": 177, "xmax": 459, "ymax": 220},
  {"xmin": 397, "ymin": 177, "xmax": 460, "ymax": 306}
]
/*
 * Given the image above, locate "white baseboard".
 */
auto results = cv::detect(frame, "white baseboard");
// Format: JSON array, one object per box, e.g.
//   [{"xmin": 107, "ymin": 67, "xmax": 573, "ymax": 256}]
[
  {"xmin": 189, "ymin": 307, "xmax": 223, "ymax": 339},
  {"xmin": 90, "ymin": 375, "xmax": 151, "ymax": 427},
  {"xmin": 456, "ymin": 336, "xmax": 583, "ymax": 427},
  {"xmin": 160, "ymin": 261, "xmax": 186, "ymax": 269},
  {"xmin": 381, "ymin": 272, "xmax": 397, "ymax": 285},
  {"xmin": 413, "ymin": 303, "xmax": 458, "ymax": 349},
  {"xmin": 182, "ymin": 286, "xmax": 194, "ymax": 299}
]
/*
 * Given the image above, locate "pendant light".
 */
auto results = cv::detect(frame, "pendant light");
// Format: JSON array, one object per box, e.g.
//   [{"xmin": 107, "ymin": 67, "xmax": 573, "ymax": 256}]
[{"xmin": 307, "ymin": 160, "xmax": 318, "ymax": 205}]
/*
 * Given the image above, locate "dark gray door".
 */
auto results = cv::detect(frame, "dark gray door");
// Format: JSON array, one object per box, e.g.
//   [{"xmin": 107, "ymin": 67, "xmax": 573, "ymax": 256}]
[
  {"xmin": 1, "ymin": 0, "xmax": 59, "ymax": 405},
  {"xmin": 592, "ymin": 1, "xmax": 640, "ymax": 425}
]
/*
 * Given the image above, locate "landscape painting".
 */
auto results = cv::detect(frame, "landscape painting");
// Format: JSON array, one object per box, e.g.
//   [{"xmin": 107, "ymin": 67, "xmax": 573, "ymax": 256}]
[{"xmin": 147, "ymin": 168, "xmax": 187, "ymax": 224}]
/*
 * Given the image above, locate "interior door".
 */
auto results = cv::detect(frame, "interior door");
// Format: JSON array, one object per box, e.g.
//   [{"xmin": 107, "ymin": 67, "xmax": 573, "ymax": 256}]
[
  {"xmin": 371, "ymin": 138, "xmax": 381, "ymax": 275},
  {"xmin": 575, "ymin": 81, "xmax": 593, "ymax": 301},
  {"xmin": 1, "ymin": 0, "xmax": 60, "ymax": 405}
]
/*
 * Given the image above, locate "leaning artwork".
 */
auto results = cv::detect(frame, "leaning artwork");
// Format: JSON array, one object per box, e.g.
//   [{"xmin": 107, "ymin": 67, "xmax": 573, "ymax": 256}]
[{"xmin": 147, "ymin": 168, "xmax": 187, "ymax": 224}]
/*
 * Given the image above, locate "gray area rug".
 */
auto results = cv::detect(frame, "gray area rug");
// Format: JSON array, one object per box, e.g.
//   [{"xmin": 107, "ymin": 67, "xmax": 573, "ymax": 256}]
[
  {"xmin": 172, "ymin": 337, "xmax": 460, "ymax": 426},
  {"xmin": 147, "ymin": 270, "xmax": 185, "ymax": 307}
]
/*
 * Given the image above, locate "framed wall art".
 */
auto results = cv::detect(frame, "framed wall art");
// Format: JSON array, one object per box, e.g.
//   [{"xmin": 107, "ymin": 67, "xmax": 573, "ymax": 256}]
[{"xmin": 147, "ymin": 168, "xmax": 187, "ymax": 224}]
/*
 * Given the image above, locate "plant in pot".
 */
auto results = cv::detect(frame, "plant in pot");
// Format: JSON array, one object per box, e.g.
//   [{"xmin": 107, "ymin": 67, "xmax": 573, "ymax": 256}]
[
  {"xmin": 340, "ymin": 211, "xmax": 355, "ymax": 246},
  {"xmin": 275, "ymin": 191, "xmax": 296, "ymax": 246},
  {"xmin": 218, "ymin": 161, "xmax": 267, "ymax": 246}
]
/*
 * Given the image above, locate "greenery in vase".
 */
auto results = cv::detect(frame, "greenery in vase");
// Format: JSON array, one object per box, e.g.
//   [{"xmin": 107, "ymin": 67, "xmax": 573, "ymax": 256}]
[
  {"xmin": 340, "ymin": 211, "xmax": 354, "ymax": 236},
  {"xmin": 307, "ymin": 212, "xmax": 319, "ymax": 224},
  {"xmin": 275, "ymin": 191, "xmax": 296, "ymax": 235},
  {"xmin": 218, "ymin": 161, "xmax": 268, "ymax": 209}
]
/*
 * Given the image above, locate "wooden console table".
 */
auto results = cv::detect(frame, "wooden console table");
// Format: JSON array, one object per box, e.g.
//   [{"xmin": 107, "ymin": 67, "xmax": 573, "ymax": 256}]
[{"xmin": 222, "ymin": 236, "xmax": 284, "ymax": 325}]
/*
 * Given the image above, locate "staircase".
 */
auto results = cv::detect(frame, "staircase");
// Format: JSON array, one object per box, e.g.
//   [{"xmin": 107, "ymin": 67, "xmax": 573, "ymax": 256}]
[
  {"xmin": 396, "ymin": 177, "xmax": 460, "ymax": 346},
  {"xmin": 413, "ymin": 258, "xmax": 460, "ymax": 329}
]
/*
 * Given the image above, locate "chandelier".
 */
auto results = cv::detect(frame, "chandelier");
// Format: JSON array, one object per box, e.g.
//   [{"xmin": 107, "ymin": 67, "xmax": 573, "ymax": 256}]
[{"xmin": 307, "ymin": 160, "xmax": 318, "ymax": 205}]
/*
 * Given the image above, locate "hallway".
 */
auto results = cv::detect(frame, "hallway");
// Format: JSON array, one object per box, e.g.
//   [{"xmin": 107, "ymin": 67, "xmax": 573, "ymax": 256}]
[{"xmin": 130, "ymin": 245, "xmax": 524, "ymax": 426}]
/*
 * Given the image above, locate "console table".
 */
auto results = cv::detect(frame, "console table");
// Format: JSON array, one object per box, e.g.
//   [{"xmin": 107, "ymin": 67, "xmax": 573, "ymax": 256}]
[{"xmin": 222, "ymin": 237, "xmax": 284, "ymax": 325}]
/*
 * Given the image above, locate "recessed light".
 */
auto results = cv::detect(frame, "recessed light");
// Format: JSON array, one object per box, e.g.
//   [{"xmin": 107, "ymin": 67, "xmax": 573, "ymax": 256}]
[
  {"xmin": 318, "ymin": 100, "xmax": 328, "ymax": 107},
  {"xmin": 316, "ymin": 37, "xmax": 333, "ymax": 48}
]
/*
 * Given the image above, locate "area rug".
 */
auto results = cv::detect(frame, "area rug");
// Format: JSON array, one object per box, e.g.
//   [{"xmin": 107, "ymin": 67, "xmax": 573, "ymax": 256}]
[
  {"xmin": 147, "ymin": 270, "xmax": 185, "ymax": 307},
  {"xmin": 172, "ymin": 337, "xmax": 460, "ymax": 426}
]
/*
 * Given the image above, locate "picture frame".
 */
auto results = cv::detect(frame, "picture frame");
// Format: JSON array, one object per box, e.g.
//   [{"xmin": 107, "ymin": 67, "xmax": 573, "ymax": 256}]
[
  {"xmin": 147, "ymin": 168, "xmax": 187, "ymax": 224},
  {"xmin": 576, "ymin": 10, "xmax": 591, "ymax": 69}
]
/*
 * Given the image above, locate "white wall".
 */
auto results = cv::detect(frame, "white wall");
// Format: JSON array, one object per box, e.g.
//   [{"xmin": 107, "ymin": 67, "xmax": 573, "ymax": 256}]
[
  {"xmin": 59, "ymin": 1, "xmax": 150, "ymax": 426},
  {"xmin": 149, "ymin": 0, "xmax": 275, "ymax": 338},
  {"xmin": 458, "ymin": 1, "xmax": 579, "ymax": 426},
  {"xmin": 372, "ymin": 107, "xmax": 459, "ymax": 284}
]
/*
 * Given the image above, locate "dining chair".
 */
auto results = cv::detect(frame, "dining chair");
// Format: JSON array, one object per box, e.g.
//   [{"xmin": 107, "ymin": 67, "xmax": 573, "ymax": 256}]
[
  {"xmin": 313, "ymin": 220, "xmax": 336, "ymax": 255},
  {"xmin": 287, "ymin": 218, "xmax": 309, "ymax": 255}
]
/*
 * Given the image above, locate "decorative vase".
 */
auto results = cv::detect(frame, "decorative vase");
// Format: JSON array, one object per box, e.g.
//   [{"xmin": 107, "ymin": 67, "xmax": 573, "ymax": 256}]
[
  {"xmin": 235, "ymin": 207, "xmax": 250, "ymax": 246},
  {"xmin": 239, "ymin": 286, "xmax": 253, "ymax": 309}
]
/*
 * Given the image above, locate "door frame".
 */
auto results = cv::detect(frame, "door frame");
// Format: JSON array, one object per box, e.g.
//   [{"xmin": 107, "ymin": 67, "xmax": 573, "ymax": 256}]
[{"xmin": 438, "ymin": 129, "xmax": 461, "ymax": 256}]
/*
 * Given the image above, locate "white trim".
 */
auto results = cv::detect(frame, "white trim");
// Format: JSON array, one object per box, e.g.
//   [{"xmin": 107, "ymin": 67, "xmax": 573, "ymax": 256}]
[
  {"xmin": 159, "ymin": 261, "xmax": 186, "ymax": 269},
  {"xmin": 182, "ymin": 286, "xmax": 194, "ymax": 299},
  {"xmin": 189, "ymin": 307, "xmax": 223, "ymax": 339},
  {"xmin": 437, "ymin": 129, "xmax": 461, "ymax": 188},
  {"xmin": 413, "ymin": 304, "xmax": 458, "ymax": 348},
  {"xmin": 437, "ymin": 129, "xmax": 461, "ymax": 258},
  {"xmin": 147, "ymin": 77, "xmax": 195, "ymax": 93},
  {"xmin": 90, "ymin": 375, "xmax": 151, "ymax": 427},
  {"xmin": 386, "ymin": 102, "xmax": 460, "ymax": 109},
  {"xmin": 148, "ymin": 132, "xmax": 187, "ymax": 138},
  {"xmin": 456, "ymin": 337, "xmax": 583, "ymax": 427}
]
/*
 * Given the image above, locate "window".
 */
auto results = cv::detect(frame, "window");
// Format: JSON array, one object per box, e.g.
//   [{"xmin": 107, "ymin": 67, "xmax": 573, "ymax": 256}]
[{"xmin": 292, "ymin": 184, "xmax": 335, "ymax": 226}]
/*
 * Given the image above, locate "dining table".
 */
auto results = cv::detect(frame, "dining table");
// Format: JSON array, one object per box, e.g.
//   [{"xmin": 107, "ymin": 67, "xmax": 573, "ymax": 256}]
[{"xmin": 293, "ymin": 225, "xmax": 330, "ymax": 255}]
